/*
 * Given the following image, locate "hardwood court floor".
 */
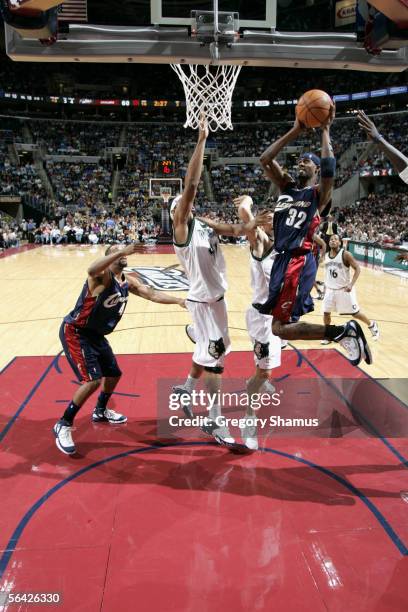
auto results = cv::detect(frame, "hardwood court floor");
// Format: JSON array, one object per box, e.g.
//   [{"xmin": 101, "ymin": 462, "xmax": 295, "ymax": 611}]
[{"xmin": 1, "ymin": 243, "xmax": 407, "ymax": 380}]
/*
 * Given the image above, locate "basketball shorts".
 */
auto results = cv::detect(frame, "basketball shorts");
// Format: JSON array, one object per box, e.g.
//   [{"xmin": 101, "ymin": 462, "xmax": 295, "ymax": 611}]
[
  {"xmin": 257, "ymin": 251, "xmax": 317, "ymax": 323},
  {"xmin": 323, "ymin": 287, "xmax": 359, "ymax": 315},
  {"xmin": 59, "ymin": 322, "xmax": 122, "ymax": 383},
  {"xmin": 246, "ymin": 306, "xmax": 281, "ymax": 370},
  {"xmin": 186, "ymin": 297, "xmax": 231, "ymax": 369}
]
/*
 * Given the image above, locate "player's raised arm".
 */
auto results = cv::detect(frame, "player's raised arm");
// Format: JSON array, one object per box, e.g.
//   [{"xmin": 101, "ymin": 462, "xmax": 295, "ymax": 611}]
[
  {"xmin": 318, "ymin": 104, "xmax": 336, "ymax": 213},
  {"xmin": 87, "ymin": 243, "xmax": 139, "ymax": 280},
  {"xmin": 357, "ymin": 110, "xmax": 408, "ymax": 182},
  {"xmin": 234, "ymin": 195, "xmax": 273, "ymax": 254},
  {"xmin": 234, "ymin": 195, "xmax": 258, "ymax": 249},
  {"xmin": 259, "ymin": 119, "xmax": 300, "ymax": 189},
  {"xmin": 173, "ymin": 118, "xmax": 208, "ymax": 232}
]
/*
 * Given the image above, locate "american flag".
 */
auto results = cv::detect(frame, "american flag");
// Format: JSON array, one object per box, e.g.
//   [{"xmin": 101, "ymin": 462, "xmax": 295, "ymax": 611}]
[{"xmin": 58, "ymin": 0, "xmax": 87, "ymax": 22}]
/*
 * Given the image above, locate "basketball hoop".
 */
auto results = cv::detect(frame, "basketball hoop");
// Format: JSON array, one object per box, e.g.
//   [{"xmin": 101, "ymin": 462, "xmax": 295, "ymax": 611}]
[{"xmin": 170, "ymin": 63, "xmax": 241, "ymax": 132}]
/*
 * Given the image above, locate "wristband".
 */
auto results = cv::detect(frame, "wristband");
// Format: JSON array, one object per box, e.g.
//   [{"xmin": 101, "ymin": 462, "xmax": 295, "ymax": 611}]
[
  {"xmin": 320, "ymin": 157, "xmax": 336, "ymax": 178},
  {"xmin": 372, "ymin": 134, "xmax": 383, "ymax": 143}
]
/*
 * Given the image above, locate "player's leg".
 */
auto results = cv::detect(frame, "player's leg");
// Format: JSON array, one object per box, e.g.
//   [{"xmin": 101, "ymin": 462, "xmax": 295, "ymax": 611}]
[
  {"xmin": 183, "ymin": 300, "xmax": 234, "ymax": 445},
  {"xmin": 243, "ymin": 307, "xmax": 281, "ymax": 449},
  {"xmin": 269, "ymin": 254, "xmax": 372, "ymax": 365},
  {"xmin": 202, "ymin": 299, "xmax": 235, "ymax": 445},
  {"xmin": 321, "ymin": 285, "xmax": 334, "ymax": 345},
  {"xmin": 54, "ymin": 323, "xmax": 102, "ymax": 454},
  {"xmin": 321, "ymin": 311, "xmax": 332, "ymax": 344},
  {"xmin": 242, "ymin": 367, "xmax": 273, "ymax": 451},
  {"xmin": 172, "ymin": 306, "xmax": 205, "ymax": 415},
  {"xmin": 92, "ymin": 338, "xmax": 128, "ymax": 423},
  {"xmin": 353, "ymin": 311, "xmax": 380, "ymax": 340},
  {"xmin": 338, "ymin": 287, "xmax": 380, "ymax": 341}
]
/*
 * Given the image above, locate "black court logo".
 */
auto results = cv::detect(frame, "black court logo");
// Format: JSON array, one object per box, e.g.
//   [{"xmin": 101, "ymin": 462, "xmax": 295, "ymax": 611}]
[
  {"xmin": 126, "ymin": 266, "xmax": 189, "ymax": 291},
  {"xmin": 254, "ymin": 340, "xmax": 270, "ymax": 360},
  {"xmin": 208, "ymin": 338, "xmax": 226, "ymax": 360}
]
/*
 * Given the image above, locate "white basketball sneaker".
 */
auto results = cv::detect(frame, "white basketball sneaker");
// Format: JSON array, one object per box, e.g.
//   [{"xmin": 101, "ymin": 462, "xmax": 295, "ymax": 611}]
[{"xmin": 240, "ymin": 418, "xmax": 259, "ymax": 451}]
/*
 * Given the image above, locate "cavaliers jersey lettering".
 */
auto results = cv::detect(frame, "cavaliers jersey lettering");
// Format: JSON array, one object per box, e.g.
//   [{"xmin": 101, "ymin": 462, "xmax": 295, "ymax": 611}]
[
  {"xmin": 64, "ymin": 272, "xmax": 129, "ymax": 335},
  {"xmin": 174, "ymin": 217, "xmax": 227, "ymax": 303},
  {"xmin": 324, "ymin": 248, "xmax": 350, "ymax": 289},
  {"xmin": 273, "ymin": 185, "xmax": 320, "ymax": 252}
]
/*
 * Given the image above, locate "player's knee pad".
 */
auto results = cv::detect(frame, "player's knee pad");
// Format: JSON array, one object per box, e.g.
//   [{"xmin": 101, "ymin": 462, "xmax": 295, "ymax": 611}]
[{"xmin": 204, "ymin": 366, "xmax": 224, "ymax": 374}]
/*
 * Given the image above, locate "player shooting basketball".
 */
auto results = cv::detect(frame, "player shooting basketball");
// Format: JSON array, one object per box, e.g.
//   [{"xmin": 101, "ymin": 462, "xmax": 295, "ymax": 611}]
[
  {"xmin": 170, "ymin": 118, "xmax": 271, "ymax": 447},
  {"xmin": 258, "ymin": 102, "xmax": 372, "ymax": 367}
]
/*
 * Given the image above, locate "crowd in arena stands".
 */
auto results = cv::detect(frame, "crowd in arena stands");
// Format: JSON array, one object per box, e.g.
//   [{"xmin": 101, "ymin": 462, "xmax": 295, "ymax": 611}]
[
  {"xmin": 0, "ymin": 141, "xmax": 49, "ymax": 209},
  {"xmin": 335, "ymin": 186, "xmax": 408, "ymax": 247},
  {"xmin": 45, "ymin": 161, "xmax": 112, "ymax": 208},
  {"xmin": 2, "ymin": 114, "xmax": 407, "ymax": 212},
  {"xmin": 31, "ymin": 122, "xmax": 122, "ymax": 156},
  {"xmin": 2, "ymin": 183, "xmax": 407, "ymax": 252},
  {"xmin": 0, "ymin": 211, "xmax": 160, "ymax": 251},
  {"xmin": 0, "ymin": 213, "xmax": 21, "ymax": 251},
  {"xmin": 210, "ymin": 165, "xmax": 270, "ymax": 209},
  {"xmin": 125, "ymin": 125, "xmax": 192, "ymax": 173}
]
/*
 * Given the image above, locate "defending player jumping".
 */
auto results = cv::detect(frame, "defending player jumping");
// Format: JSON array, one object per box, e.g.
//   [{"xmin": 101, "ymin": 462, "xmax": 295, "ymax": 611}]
[
  {"xmin": 234, "ymin": 194, "xmax": 281, "ymax": 450},
  {"xmin": 53, "ymin": 243, "xmax": 186, "ymax": 455},
  {"xmin": 257, "ymin": 107, "xmax": 372, "ymax": 366},
  {"xmin": 321, "ymin": 234, "xmax": 379, "ymax": 345},
  {"xmin": 171, "ymin": 119, "xmax": 270, "ymax": 446}
]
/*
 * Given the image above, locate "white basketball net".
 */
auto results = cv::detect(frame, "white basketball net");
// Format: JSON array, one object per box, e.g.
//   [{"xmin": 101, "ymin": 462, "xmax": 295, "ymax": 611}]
[
  {"xmin": 160, "ymin": 187, "xmax": 172, "ymax": 203},
  {"xmin": 171, "ymin": 63, "xmax": 242, "ymax": 132}
]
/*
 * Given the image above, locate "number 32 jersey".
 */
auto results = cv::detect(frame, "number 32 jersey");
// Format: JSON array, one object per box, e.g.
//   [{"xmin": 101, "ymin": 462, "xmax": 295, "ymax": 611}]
[{"xmin": 273, "ymin": 185, "xmax": 320, "ymax": 253}]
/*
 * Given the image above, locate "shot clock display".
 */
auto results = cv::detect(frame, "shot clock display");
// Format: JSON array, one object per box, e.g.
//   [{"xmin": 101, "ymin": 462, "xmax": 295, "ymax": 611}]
[{"xmin": 161, "ymin": 160, "xmax": 173, "ymax": 175}]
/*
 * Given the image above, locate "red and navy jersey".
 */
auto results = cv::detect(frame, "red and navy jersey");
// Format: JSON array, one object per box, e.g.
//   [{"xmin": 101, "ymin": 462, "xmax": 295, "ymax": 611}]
[
  {"xmin": 64, "ymin": 272, "xmax": 129, "ymax": 335},
  {"xmin": 307, "ymin": 212, "xmax": 322, "ymax": 255},
  {"xmin": 273, "ymin": 185, "xmax": 320, "ymax": 253}
]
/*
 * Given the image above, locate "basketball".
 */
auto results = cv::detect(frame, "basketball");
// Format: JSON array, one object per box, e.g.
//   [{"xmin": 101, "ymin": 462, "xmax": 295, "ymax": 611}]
[{"xmin": 296, "ymin": 89, "xmax": 333, "ymax": 128}]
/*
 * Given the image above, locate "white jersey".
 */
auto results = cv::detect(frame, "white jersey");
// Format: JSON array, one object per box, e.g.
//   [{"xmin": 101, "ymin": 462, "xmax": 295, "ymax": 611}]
[
  {"xmin": 174, "ymin": 217, "xmax": 227, "ymax": 303},
  {"xmin": 324, "ymin": 248, "xmax": 350, "ymax": 290},
  {"xmin": 250, "ymin": 247, "xmax": 276, "ymax": 304}
]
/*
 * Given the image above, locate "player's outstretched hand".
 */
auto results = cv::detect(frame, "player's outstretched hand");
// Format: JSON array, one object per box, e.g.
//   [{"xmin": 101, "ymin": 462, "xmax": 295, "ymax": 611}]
[
  {"xmin": 395, "ymin": 252, "xmax": 408, "ymax": 263},
  {"xmin": 121, "ymin": 242, "xmax": 140, "ymax": 256},
  {"xmin": 233, "ymin": 195, "xmax": 253, "ymax": 208},
  {"xmin": 178, "ymin": 298, "xmax": 187, "ymax": 309},
  {"xmin": 293, "ymin": 116, "xmax": 306, "ymax": 132},
  {"xmin": 198, "ymin": 115, "xmax": 209, "ymax": 141},
  {"xmin": 321, "ymin": 101, "xmax": 336, "ymax": 129},
  {"xmin": 252, "ymin": 210, "xmax": 273, "ymax": 228},
  {"xmin": 357, "ymin": 110, "xmax": 381, "ymax": 141}
]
